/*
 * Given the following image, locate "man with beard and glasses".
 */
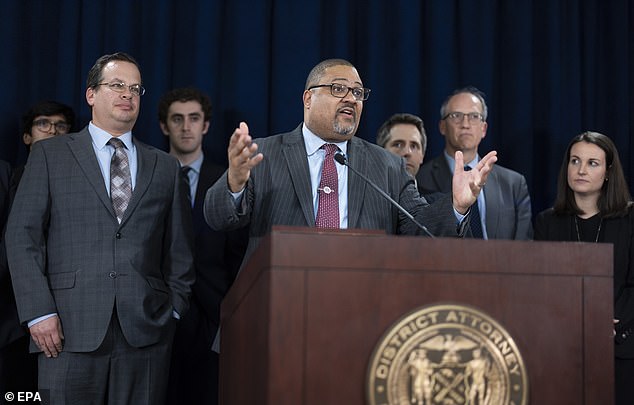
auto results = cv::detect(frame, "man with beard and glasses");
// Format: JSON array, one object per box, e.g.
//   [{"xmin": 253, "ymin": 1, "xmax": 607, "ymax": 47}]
[{"xmin": 205, "ymin": 58, "xmax": 497, "ymax": 273}]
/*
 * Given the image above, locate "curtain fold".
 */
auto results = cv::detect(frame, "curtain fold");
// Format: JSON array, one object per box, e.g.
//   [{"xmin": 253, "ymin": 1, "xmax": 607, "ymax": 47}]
[{"xmin": 1, "ymin": 0, "xmax": 631, "ymax": 215}]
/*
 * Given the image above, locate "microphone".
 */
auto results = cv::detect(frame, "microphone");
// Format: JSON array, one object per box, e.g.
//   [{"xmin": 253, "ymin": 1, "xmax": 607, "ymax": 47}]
[{"xmin": 334, "ymin": 152, "xmax": 435, "ymax": 238}]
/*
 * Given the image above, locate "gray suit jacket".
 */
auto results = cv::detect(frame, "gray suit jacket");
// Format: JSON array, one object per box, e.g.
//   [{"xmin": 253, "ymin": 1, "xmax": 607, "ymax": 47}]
[
  {"xmin": 204, "ymin": 125, "xmax": 465, "ymax": 266},
  {"xmin": 6, "ymin": 128, "xmax": 195, "ymax": 352},
  {"xmin": 416, "ymin": 154, "xmax": 533, "ymax": 240}
]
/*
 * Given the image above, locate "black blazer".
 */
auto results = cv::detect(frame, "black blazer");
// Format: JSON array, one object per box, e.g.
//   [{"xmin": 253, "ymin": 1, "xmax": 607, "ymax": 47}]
[
  {"xmin": 0, "ymin": 159, "xmax": 22, "ymax": 348},
  {"xmin": 535, "ymin": 207, "xmax": 634, "ymax": 358},
  {"xmin": 185, "ymin": 156, "xmax": 247, "ymax": 343}
]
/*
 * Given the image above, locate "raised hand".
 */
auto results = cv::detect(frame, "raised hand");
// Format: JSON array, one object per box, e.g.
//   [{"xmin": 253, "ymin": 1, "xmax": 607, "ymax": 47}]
[
  {"xmin": 452, "ymin": 150, "xmax": 498, "ymax": 214},
  {"xmin": 227, "ymin": 122, "xmax": 264, "ymax": 192}
]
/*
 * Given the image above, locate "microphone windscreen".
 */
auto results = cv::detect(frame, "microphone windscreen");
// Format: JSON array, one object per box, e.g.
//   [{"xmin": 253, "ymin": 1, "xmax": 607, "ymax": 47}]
[{"xmin": 334, "ymin": 152, "xmax": 347, "ymax": 165}]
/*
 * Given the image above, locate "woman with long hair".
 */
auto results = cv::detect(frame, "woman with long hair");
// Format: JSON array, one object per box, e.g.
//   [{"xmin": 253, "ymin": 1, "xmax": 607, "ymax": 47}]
[{"xmin": 534, "ymin": 131, "xmax": 634, "ymax": 404}]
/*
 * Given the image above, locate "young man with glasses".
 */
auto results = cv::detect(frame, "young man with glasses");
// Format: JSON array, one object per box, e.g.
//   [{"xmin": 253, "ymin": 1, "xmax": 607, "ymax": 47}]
[
  {"xmin": 204, "ymin": 59, "xmax": 498, "ymax": 281},
  {"xmin": 9, "ymin": 101, "xmax": 76, "ymax": 196},
  {"xmin": 6, "ymin": 52, "xmax": 194, "ymax": 405},
  {"xmin": 416, "ymin": 86, "xmax": 533, "ymax": 240},
  {"xmin": 1, "ymin": 100, "xmax": 71, "ymax": 404},
  {"xmin": 21, "ymin": 100, "xmax": 75, "ymax": 149}
]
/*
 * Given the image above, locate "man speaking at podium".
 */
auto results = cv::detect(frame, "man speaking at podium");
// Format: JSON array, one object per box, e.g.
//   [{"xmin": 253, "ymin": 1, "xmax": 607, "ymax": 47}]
[{"xmin": 204, "ymin": 58, "xmax": 497, "ymax": 266}]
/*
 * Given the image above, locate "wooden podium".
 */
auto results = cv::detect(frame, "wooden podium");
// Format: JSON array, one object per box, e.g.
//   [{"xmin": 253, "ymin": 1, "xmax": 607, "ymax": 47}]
[{"xmin": 219, "ymin": 227, "xmax": 614, "ymax": 404}]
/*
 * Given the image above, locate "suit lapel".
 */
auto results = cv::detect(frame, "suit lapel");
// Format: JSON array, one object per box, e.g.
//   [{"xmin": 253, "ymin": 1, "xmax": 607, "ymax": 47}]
[
  {"xmin": 122, "ymin": 140, "xmax": 156, "ymax": 224},
  {"xmin": 282, "ymin": 127, "xmax": 315, "ymax": 226},
  {"xmin": 483, "ymin": 167, "xmax": 500, "ymax": 238},
  {"xmin": 346, "ymin": 138, "xmax": 367, "ymax": 228},
  {"xmin": 68, "ymin": 129, "xmax": 116, "ymax": 219},
  {"xmin": 432, "ymin": 156, "xmax": 452, "ymax": 193}
]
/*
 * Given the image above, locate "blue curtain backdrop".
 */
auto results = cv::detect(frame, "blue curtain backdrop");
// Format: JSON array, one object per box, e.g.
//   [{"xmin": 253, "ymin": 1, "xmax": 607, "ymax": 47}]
[{"xmin": 1, "ymin": 0, "xmax": 632, "ymax": 216}]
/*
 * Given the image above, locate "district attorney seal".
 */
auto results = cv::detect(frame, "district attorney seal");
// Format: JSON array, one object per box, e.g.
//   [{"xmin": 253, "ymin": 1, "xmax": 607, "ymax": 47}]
[{"xmin": 367, "ymin": 303, "xmax": 528, "ymax": 405}]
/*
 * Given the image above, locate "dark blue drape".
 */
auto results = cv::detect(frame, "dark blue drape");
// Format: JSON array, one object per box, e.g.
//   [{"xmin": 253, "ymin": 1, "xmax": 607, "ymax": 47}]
[{"xmin": 1, "ymin": 0, "xmax": 632, "ymax": 216}]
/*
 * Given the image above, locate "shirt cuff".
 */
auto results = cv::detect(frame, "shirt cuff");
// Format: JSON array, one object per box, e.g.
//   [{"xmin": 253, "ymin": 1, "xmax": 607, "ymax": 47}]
[{"xmin": 27, "ymin": 313, "xmax": 57, "ymax": 328}]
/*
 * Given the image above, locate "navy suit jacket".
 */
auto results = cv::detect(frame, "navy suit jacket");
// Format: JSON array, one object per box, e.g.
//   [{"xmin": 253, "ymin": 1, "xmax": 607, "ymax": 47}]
[
  {"xmin": 6, "ymin": 128, "xmax": 195, "ymax": 352},
  {"xmin": 204, "ymin": 124, "xmax": 466, "ymax": 266},
  {"xmin": 416, "ymin": 154, "xmax": 533, "ymax": 240}
]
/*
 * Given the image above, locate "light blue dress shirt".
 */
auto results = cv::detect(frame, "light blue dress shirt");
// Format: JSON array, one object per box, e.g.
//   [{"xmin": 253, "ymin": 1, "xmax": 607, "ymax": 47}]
[
  {"xmin": 302, "ymin": 124, "xmax": 349, "ymax": 228},
  {"xmin": 89, "ymin": 122, "xmax": 137, "ymax": 193}
]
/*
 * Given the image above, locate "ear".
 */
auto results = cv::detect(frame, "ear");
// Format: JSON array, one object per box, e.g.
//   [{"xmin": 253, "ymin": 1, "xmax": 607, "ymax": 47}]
[
  {"xmin": 481, "ymin": 121, "xmax": 488, "ymax": 139},
  {"xmin": 202, "ymin": 120, "xmax": 210, "ymax": 135},
  {"xmin": 438, "ymin": 120, "xmax": 447, "ymax": 136},
  {"xmin": 303, "ymin": 90, "xmax": 312, "ymax": 109},
  {"xmin": 86, "ymin": 87, "xmax": 95, "ymax": 107},
  {"xmin": 159, "ymin": 122, "xmax": 170, "ymax": 136},
  {"xmin": 23, "ymin": 132, "xmax": 33, "ymax": 146}
]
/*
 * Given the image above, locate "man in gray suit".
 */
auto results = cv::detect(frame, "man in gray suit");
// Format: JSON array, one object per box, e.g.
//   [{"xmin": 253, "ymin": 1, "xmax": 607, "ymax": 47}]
[
  {"xmin": 6, "ymin": 52, "xmax": 194, "ymax": 405},
  {"xmin": 416, "ymin": 86, "xmax": 533, "ymax": 240},
  {"xmin": 204, "ymin": 59, "xmax": 498, "ymax": 267}
]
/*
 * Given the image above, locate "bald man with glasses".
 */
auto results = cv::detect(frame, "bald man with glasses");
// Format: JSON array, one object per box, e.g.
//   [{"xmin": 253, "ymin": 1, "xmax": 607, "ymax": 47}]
[{"xmin": 416, "ymin": 86, "xmax": 533, "ymax": 240}]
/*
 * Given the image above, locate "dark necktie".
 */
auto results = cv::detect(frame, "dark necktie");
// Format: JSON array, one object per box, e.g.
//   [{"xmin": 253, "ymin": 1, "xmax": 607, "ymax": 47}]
[
  {"xmin": 108, "ymin": 138, "xmax": 132, "ymax": 223},
  {"xmin": 181, "ymin": 166, "xmax": 193, "ymax": 207},
  {"xmin": 315, "ymin": 144, "xmax": 340, "ymax": 228},
  {"xmin": 464, "ymin": 165, "xmax": 483, "ymax": 238},
  {"xmin": 181, "ymin": 166, "xmax": 192, "ymax": 187}
]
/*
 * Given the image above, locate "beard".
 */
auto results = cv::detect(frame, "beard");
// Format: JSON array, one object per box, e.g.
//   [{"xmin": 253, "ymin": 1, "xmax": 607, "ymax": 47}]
[{"xmin": 333, "ymin": 120, "xmax": 356, "ymax": 136}]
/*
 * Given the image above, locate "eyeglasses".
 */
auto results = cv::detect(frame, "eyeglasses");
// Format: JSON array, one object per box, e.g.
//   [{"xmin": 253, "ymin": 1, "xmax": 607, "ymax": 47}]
[
  {"xmin": 443, "ymin": 112, "xmax": 484, "ymax": 125},
  {"xmin": 32, "ymin": 119, "xmax": 71, "ymax": 133},
  {"xmin": 308, "ymin": 83, "xmax": 371, "ymax": 101},
  {"xmin": 97, "ymin": 81, "xmax": 146, "ymax": 97}
]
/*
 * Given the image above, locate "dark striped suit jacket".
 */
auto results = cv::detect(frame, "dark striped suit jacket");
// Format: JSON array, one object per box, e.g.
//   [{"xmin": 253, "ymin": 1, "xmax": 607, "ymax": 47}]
[{"xmin": 204, "ymin": 124, "xmax": 465, "ymax": 267}]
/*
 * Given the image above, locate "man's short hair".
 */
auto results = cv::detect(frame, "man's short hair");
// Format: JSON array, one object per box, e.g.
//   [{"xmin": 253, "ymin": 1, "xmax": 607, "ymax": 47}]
[
  {"xmin": 86, "ymin": 52, "xmax": 141, "ymax": 90},
  {"xmin": 305, "ymin": 59, "xmax": 355, "ymax": 90},
  {"xmin": 439, "ymin": 86, "xmax": 488, "ymax": 121},
  {"xmin": 376, "ymin": 113, "xmax": 426, "ymax": 152},
  {"xmin": 158, "ymin": 87, "xmax": 212, "ymax": 124},
  {"xmin": 22, "ymin": 100, "xmax": 76, "ymax": 135}
]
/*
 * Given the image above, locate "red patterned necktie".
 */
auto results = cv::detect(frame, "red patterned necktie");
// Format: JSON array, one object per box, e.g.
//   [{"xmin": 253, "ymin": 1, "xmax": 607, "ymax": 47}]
[
  {"xmin": 315, "ymin": 144, "xmax": 340, "ymax": 228},
  {"xmin": 108, "ymin": 138, "xmax": 132, "ymax": 223}
]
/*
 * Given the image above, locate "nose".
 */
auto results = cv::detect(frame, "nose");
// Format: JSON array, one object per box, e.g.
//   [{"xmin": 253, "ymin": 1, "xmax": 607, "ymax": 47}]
[
  {"xmin": 578, "ymin": 162, "xmax": 587, "ymax": 174},
  {"xmin": 460, "ymin": 115, "xmax": 471, "ymax": 127},
  {"xmin": 120, "ymin": 87, "xmax": 133, "ymax": 99},
  {"xmin": 183, "ymin": 118, "xmax": 191, "ymax": 131}
]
